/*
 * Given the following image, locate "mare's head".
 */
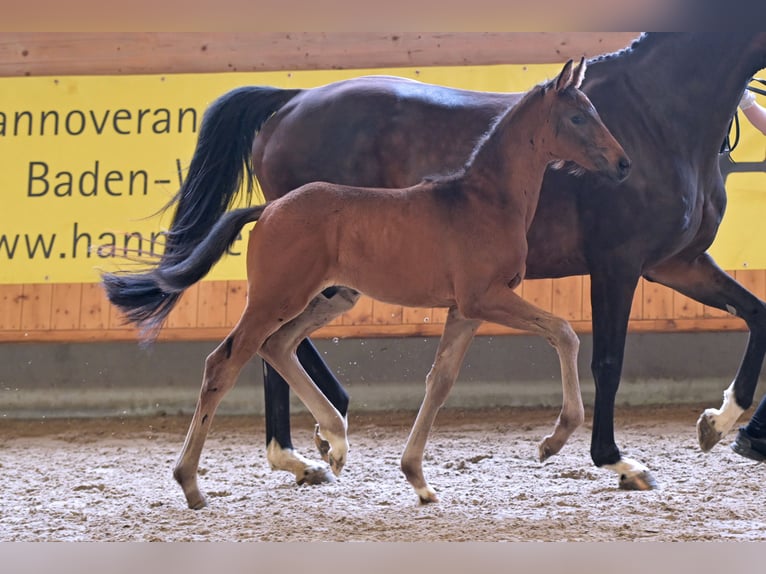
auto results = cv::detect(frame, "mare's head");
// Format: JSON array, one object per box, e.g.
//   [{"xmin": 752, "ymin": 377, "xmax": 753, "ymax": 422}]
[{"xmin": 541, "ymin": 58, "xmax": 631, "ymax": 183}]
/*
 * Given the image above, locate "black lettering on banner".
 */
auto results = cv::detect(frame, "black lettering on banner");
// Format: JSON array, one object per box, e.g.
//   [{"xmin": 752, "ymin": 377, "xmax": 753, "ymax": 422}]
[
  {"xmin": 0, "ymin": 232, "xmax": 56, "ymax": 260},
  {"xmin": 0, "ymin": 106, "xmax": 199, "ymax": 137},
  {"xmin": 26, "ymin": 161, "xmax": 150, "ymax": 197},
  {"xmin": 65, "ymin": 110, "xmax": 86, "ymax": 135},
  {"xmin": 27, "ymin": 161, "xmax": 49, "ymax": 197}
]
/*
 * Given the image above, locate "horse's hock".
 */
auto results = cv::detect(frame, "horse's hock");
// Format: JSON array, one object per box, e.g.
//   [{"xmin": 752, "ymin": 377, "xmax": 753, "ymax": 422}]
[{"xmin": 1, "ymin": 33, "xmax": 764, "ymax": 419}]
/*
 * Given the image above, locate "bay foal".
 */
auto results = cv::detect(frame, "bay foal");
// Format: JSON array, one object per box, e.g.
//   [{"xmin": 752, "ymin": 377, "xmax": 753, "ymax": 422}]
[{"xmin": 103, "ymin": 59, "xmax": 630, "ymax": 507}]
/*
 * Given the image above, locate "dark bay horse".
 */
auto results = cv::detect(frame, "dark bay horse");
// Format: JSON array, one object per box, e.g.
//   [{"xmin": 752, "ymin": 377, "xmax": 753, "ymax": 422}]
[{"xmin": 103, "ymin": 60, "xmax": 630, "ymax": 507}]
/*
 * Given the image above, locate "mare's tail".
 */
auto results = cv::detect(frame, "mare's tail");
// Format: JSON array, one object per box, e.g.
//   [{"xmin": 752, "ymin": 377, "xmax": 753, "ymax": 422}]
[
  {"xmin": 101, "ymin": 84, "xmax": 299, "ymax": 338},
  {"xmin": 102, "ymin": 206, "xmax": 266, "ymax": 338}
]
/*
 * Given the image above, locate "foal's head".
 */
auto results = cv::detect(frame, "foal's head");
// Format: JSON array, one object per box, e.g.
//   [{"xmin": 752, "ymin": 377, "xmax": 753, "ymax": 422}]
[{"xmin": 541, "ymin": 58, "xmax": 631, "ymax": 183}]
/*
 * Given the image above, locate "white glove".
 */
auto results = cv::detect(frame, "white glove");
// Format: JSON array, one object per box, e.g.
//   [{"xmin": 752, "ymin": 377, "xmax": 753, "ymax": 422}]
[{"xmin": 740, "ymin": 89, "xmax": 757, "ymax": 110}]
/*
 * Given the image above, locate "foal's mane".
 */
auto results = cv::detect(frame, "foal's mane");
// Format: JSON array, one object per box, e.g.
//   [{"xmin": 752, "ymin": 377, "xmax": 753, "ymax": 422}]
[{"xmin": 422, "ymin": 81, "xmax": 550, "ymax": 187}]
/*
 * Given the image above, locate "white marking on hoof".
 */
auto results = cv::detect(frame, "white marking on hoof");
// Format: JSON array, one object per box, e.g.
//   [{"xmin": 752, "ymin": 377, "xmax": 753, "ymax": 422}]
[
  {"xmin": 266, "ymin": 438, "xmax": 333, "ymax": 484},
  {"xmin": 726, "ymin": 304, "xmax": 737, "ymax": 316},
  {"xmin": 701, "ymin": 381, "xmax": 745, "ymax": 437},
  {"xmin": 603, "ymin": 457, "xmax": 658, "ymax": 490},
  {"xmin": 415, "ymin": 485, "xmax": 438, "ymax": 504}
]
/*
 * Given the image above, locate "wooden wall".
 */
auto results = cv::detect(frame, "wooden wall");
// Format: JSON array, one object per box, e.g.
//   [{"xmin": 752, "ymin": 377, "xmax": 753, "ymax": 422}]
[{"xmin": 0, "ymin": 33, "xmax": 757, "ymax": 343}]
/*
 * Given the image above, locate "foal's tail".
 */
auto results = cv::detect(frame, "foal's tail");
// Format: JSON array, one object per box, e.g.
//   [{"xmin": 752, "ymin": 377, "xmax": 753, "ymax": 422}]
[
  {"xmin": 102, "ymin": 84, "xmax": 299, "ymax": 338},
  {"xmin": 102, "ymin": 206, "xmax": 266, "ymax": 338}
]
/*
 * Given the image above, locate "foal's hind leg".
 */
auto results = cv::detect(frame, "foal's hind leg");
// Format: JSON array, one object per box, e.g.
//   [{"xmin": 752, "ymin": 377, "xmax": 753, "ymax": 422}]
[
  {"xmin": 263, "ymin": 288, "xmax": 361, "ymax": 484},
  {"xmin": 173, "ymin": 311, "xmax": 267, "ymax": 509},
  {"xmin": 400, "ymin": 308, "xmax": 481, "ymax": 503},
  {"xmin": 462, "ymin": 286, "xmax": 585, "ymax": 461}
]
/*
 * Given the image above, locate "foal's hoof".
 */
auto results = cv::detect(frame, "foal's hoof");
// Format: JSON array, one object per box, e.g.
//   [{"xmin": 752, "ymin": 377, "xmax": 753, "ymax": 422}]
[
  {"xmin": 618, "ymin": 470, "xmax": 658, "ymax": 491},
  {"xmin": 538, "ymin": 436, "xmax": 562, "ymax": 462},
  {"xmin": 314, "ymin": 424, "xmax": 331, "ymax": 463},
  {"xmin": 296, "ymin": 464, "xmax": 336, "ymax": 486},
  {"xmin": 188, "ymin": 496, "xmax": 208, "ymax": 510},
  {"xmin": 329, "ymin": 453, "xmax": 346, "ymax": 476},
  {"xmin": 416, "ymin": 486, "xmax": 439, "ymax": 504},
  {"xmin": 696, "ymin": 412, "xmax": 723, "ymax": 452}
]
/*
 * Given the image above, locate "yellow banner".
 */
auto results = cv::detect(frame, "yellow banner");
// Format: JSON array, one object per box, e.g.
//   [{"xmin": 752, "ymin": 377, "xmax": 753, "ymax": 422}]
[{"xmin": 1, "ymin": 65, "xmax": 765, "ymax": 284}]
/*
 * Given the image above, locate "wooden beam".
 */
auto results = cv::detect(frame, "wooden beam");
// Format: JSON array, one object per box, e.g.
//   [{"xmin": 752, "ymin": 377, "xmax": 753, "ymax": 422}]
[{"xmin": 0, "ymin": 32, "xmax": 640, "ymax": 77}]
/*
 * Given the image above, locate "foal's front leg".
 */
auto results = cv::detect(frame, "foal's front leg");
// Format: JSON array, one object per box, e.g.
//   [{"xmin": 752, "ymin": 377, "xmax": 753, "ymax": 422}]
[
  {"xmin": 400, "ymin": 308, "xmax": 481, "ymax": 503},
  {"xmin": 462, "ymin": 285, "xmax": 585, "ymax": 461}
]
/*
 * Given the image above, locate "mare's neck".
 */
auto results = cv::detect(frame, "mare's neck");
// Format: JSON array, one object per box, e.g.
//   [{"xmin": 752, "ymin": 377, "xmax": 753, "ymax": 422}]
[
  {"xmin": 585, "ymin": 33, "xmax": 766, "ymax": 158},
  {"xmin": 462, "ymin": 96, "xmax": 554, "ymax": 229}
]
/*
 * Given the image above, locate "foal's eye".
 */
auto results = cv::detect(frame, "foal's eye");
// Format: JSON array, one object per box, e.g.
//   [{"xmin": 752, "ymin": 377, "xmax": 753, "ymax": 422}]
[{"xmin": 570, "ymin": 115, "xmax": 585, "ymax": 125}]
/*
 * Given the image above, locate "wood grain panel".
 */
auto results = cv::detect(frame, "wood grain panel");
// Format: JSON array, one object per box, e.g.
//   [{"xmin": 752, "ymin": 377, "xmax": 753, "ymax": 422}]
[
  {"xmin": 341, "ymin": 295, "xmax": 373, "ymax": 326},
  {"xmin": 50, "ymin": 283, "xmax": 81, "ymax": 330},
  {"xmin": 552, "ymin": 276, "xmax": 583, "ymax": 322},
  {"xmin": 0, "ymin": 33, "xmax": 640, "ymax": 78},
  {"xmin": 79, "ymin": 283, "xmax": 111, "ymax": 329},
  {"xmin": 371, "ymin": 300, "xmax": 403, "ymax": 325},
  {"xmin": 166, "ymin": 284, "xmax": 199, "ymax": 329},
  {"xmin": 0, "ymin": 285, "xmax": 24, "ymax": 330},
  {"xmin": 642, "ymin": 281, "xmax": 673, "ymax": 320},
  {"xmin": 20, "ymin": 284, "xmax": 53, "ymax": 330},
  {"xmin": 196, "ymin": 281, "xmax": 230, "ymax": 328},
  {"xmin": 521, "ymin": 279, "xmax": 553, "ymax": 313},
  {"xmin": 224, "ymin": 281, "xmax": 247, "ymax": 325}
]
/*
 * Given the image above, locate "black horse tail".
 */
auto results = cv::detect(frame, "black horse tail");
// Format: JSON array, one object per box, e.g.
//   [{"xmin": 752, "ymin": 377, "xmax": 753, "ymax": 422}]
[
  {"xmin": 101, "ymin": 84, "xmax": 299, "ymax": 339},
  {"xmin": 163, "ymin": 85, "xmax": 300, "ymax": 266},
  {"xmin": 102, "ymin": 206, "xmax": 266, "ymax": 339}
]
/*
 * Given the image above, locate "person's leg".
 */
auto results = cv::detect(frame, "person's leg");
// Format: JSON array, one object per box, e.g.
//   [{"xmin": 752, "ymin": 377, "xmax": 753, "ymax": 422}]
[{"xmin": 731, "ymin": 395, "xmax": 766, "ymax": 462}]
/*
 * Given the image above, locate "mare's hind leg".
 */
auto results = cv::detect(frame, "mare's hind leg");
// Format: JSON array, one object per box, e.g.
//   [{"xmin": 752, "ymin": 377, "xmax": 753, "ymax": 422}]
[
  {"xmin": 173, "ymin": 310, "xmax": 269, "ymax": 509},
  {"xmin": 645, "ymin": 254, "xmax": 766, "ymax": 451},
  {"xmin": 263, "ymin": 288, "xmax": 361, "ymax": 483},
  {"xmin": 461, "ymin": 286, "xmax": 585, "ymax": 461},
  {"xmin": 260, "ymin": 334, "xmax": 350, "ymax": 476},
  {"xmin": 400, "ymin": 308, "xmax": 481, "ymax": 503}
]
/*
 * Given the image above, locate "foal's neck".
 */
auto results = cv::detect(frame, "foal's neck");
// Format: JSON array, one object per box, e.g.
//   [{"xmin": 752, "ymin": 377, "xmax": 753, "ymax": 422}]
[{"xmin": 462, "ymin": 95, "xmax": 554, "ymax": 228}]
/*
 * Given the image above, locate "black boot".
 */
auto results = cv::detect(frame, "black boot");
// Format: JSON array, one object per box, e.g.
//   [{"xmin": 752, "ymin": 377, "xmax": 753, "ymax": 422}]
[{"xmin": 730, "ymin": 427, "xmax": 766, "ymax": 462}]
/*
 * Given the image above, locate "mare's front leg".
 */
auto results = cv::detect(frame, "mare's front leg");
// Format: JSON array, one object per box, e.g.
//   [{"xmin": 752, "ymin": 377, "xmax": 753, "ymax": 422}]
[
  {"xmin": 400, "ymin": 308, "xmax": 481, "ymax": 503},
  {"xmin": 263, "ymin": 288, "xmax": 359, "ymax": 485},
  {"xmin": 589, "ymin": 265, "xmax": 657, "ymax": 490},
  {"xmin": 462, "ymin": 285, "xmax": 585, "ymax": 461},
  {"xmin": 645, "ymin": 253, "xmax": 766, "ymax": 451}
]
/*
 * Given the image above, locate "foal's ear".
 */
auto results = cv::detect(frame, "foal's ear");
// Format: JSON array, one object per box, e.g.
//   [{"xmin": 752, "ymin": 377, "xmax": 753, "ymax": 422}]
[
  {"xmin": 555, "ymin": 59, "xmax": 574, "ymax": 92},
  {"xmin": 572, "ymin": 57, "xmax": 586, "ymax": 89}
]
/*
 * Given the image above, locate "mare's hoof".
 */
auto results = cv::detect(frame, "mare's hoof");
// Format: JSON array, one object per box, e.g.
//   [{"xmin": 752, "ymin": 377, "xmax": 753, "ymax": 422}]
[
  {"xmin": 696, "ymin": 412, "xmax": 722, "ymax": 452},
  {"xmin": 296, "ymin": 464, "xmax": 336, "ymax": 486},
  {"xmin": 314, "ymin": 424, "xmax": 331, "ymax": 463},
  {"xmin": 618, "ymin": 470, "xmax": 658, "ymax": 491}
]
